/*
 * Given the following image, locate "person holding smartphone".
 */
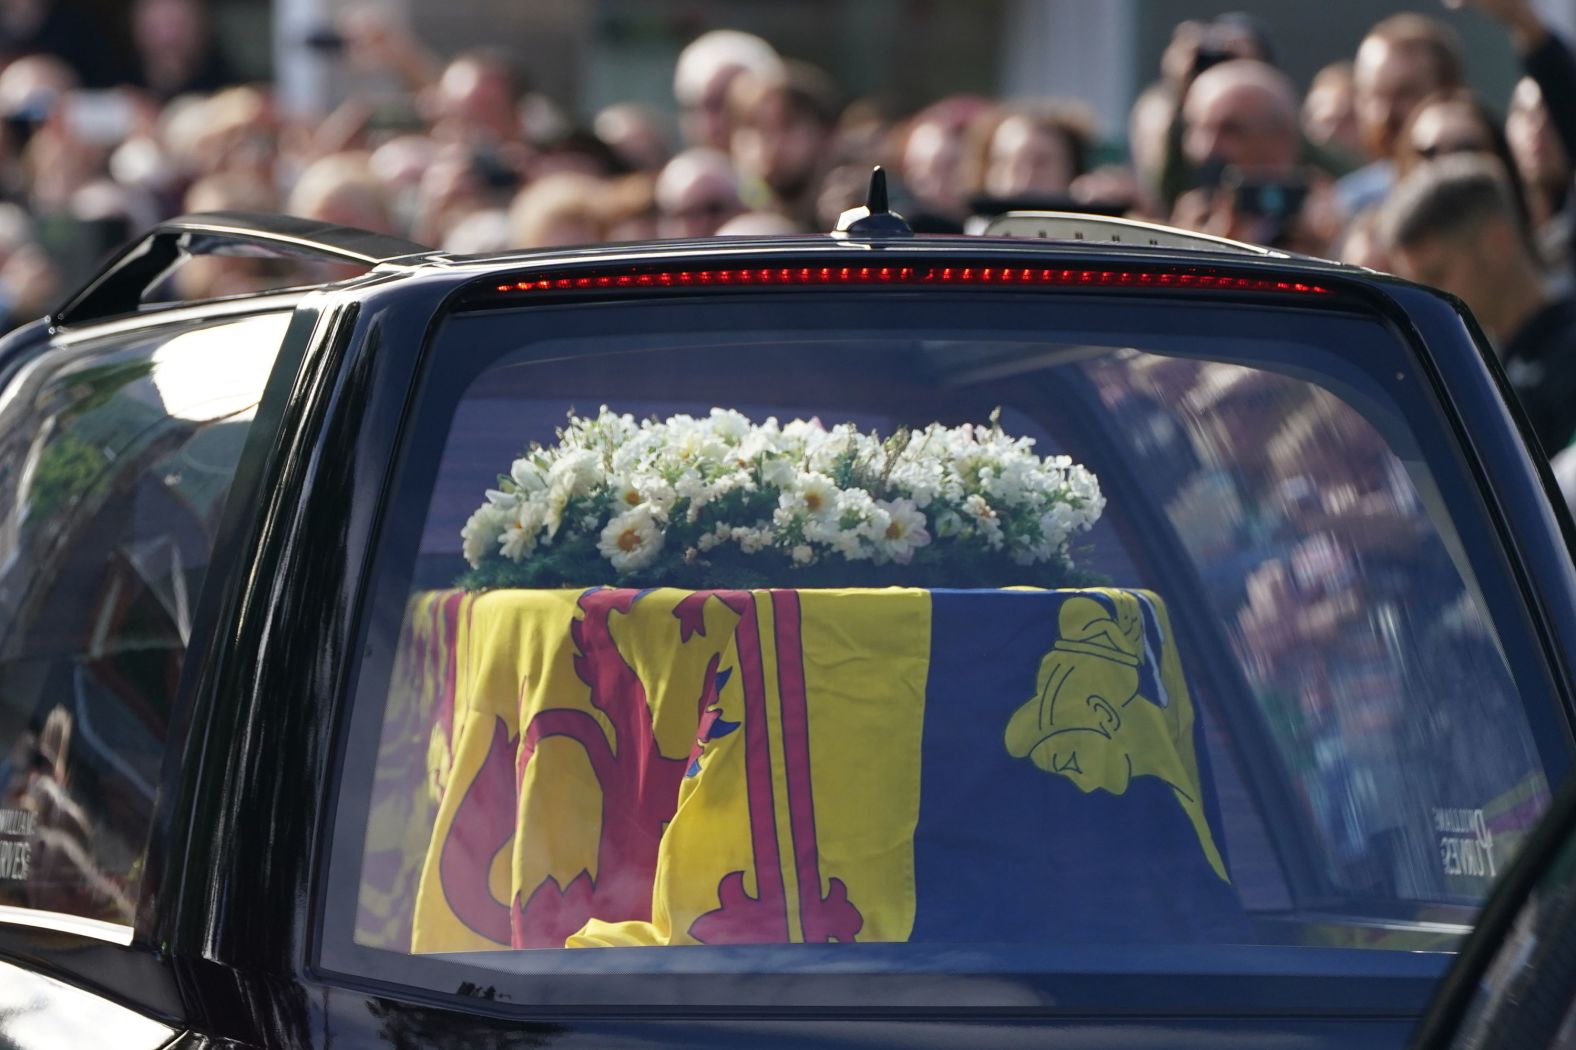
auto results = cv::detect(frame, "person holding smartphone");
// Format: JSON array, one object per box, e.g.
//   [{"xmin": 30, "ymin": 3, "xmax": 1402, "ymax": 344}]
[{"xmin": 1170, "ymin": 60, "xmax": 1338, "ymax": 254}]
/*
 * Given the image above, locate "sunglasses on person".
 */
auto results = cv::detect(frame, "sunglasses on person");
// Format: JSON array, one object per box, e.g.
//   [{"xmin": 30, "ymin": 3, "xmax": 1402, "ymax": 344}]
[{"xmin": 1416, "ymin": 138, "xmax": 1490, "ymax": 161}]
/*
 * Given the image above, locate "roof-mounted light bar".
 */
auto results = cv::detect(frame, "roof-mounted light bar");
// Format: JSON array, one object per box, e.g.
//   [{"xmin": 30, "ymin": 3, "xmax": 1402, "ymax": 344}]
[{"xmin": 489, "ymin": 264, "xmax": 1331, "ymax": 296}]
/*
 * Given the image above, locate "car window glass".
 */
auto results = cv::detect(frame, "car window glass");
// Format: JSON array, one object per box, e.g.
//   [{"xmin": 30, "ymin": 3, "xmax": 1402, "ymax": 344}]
[
  {"xmin": 0, "ymin": 311, "xmax": 290, "ymax": 933},
  {"xmin": 325, "ymin": 300, "xmax": 1559, "ymax": 1002}
]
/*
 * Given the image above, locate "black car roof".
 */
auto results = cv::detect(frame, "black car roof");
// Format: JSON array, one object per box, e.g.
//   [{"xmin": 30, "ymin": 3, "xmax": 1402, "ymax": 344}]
[
  {"xmin": 48, "ymin": 211, "xmax": 1393, "ymax": 333},
  {"xmin": 422, "ymin": 232, "xmax": 1368, "ymax": 279}
]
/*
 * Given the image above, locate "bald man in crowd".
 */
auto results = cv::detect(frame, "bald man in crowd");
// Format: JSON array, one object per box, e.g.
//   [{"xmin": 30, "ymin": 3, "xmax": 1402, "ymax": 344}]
[
  {"xmin": 1172, "ymin": 60, "xmax": 1331, "ymax": 251},
  {"xmin": 1383, "ymin": 154, "xmax": 1576, "ymax": 456},
  {"xmin": 654, "ymin": 148, "xmax": 744, "ymax": 238},
  {"xmin": 1181, "ymin": 58, "xmax": 1301, "ymax": 176},
  {"xmin": 672, "ymin": 29, "xmax": 783, "ymax": 152}
]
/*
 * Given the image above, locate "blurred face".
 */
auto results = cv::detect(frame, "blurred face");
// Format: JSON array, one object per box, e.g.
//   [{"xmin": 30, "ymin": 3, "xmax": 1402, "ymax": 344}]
[
  {"xmin": 134, "ymin": 0, "xmax": 202, "ymax": 58},
  {"xmin": 733, "ymin": 90, "xmax": 826, "ymax": 196},
  {"xmin": 681, "ymin": 64, "xmax": 741, "ymax": 151},
  {"xmin": 1355, "ymin": 38, "xmax": 1440, "ymax": 160},
  {"xmin": 1508, "ymin": 78, "xmax": 1569, "ymax": 191},
  {"xmin": 1183, "ymin": 80, "xmax": 1295, "ymax": 175},
  {"xmin": 984, "ymin": 116, "xmax": 1074, "ymax": 198},
  {"xmin": 658, "ymin": 168, "xmax": 740, "ymax": 238},
  {"xmin": 902, "ymin": 120, "xmax": 963, "ymax": 212},
  {"xmin": 1407, "ymin": 102, "xmax": 1491, "ymax": 165},
  {"xmin": 1303, "ymin": 75, "xmax": 1359, "ymax": 156},
  {"xmin": 596, "ymin": 106, "xmax": 668, "ymax": 172},
  {"xmin": 1393, "ymin": 232, "xmax": 1484, "ymax": 308},
  {"xmin": 438, "ymin": 59, "xmax": 517, "ymax": 143}
]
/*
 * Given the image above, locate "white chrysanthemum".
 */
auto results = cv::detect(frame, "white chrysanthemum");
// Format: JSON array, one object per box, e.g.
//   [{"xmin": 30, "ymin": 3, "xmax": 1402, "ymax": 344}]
[
  {"xmin": 873, "ymin": 497, "xmax": 931, "ymax": 564},
  {"xmin": 499, "ymin": 500, "xmax": 546, "ymax": 561},
  {"xmin": 781, "ymin": 472, "xmax": 840, "ymax": 523},
  {"xmin": 791, "ymin": 543, "xmax": 815, "ymax": 566},
  {"xmin": 608, "ymin": 475, "xmax": 644, "ymax": 510},
  {"xmin": 549, "ymin": 448, "xmax": 601, "ymax": 499},
  {"xmin": 597, "ymin": 504, "xmax": 664, "ymax": 572},
  {"xmin": 461, "ymin": 504, "xmax": 509, "ymax": 568}
]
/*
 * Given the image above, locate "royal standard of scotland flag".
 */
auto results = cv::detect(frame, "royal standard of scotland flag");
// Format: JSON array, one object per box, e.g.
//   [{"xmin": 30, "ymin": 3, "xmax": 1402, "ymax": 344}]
[{"xmin": 380, "ymin": 586, "xmax": 1246, "ymax": 953}]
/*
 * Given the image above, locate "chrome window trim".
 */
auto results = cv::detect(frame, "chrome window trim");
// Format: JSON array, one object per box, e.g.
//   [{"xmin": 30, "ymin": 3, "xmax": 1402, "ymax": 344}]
[{"xmin": 0, "ymin": 905, "xmax": 134, "ymax": 945}]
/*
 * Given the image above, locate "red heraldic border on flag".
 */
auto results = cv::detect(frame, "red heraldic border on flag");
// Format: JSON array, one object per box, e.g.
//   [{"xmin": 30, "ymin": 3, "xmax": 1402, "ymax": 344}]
[{"xmin": 691, "ymin": 591, "xmax": 862, "ymax": 944}]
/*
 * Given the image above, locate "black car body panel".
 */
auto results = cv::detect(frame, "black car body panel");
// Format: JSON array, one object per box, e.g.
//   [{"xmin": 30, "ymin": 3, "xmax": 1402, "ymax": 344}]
[{"xmin": 1, "ymin": 219, "xmax": 1574, "ymax": 1048}]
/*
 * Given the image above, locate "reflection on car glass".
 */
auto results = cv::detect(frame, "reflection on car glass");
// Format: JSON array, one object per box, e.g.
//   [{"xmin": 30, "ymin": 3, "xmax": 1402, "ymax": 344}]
[{"xmin": 343, "ymin": 333, "xmax": 1548, "ymax": 970}]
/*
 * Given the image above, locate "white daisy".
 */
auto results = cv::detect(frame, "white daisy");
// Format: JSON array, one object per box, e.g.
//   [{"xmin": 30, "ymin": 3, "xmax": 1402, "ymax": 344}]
[
  {"xmin": 873, "ymin": 497, "xmax": 931, "ymax": 564},
  {"xmin": 780, "ymin": 472, "xmax": 840, "ymax": 523},
  {"xmin": 499, "ymin": 500, "xmax": 545, "ymax": 561},
  {"xmin": 597, "ymin": 504, "xmax": 664, "ymax": 572}
]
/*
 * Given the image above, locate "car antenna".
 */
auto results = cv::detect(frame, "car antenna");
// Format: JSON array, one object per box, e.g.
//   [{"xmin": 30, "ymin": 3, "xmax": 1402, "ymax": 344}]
[{"xmin": 833, "ymin": 166, "xmax": 914, "ymax": 238}]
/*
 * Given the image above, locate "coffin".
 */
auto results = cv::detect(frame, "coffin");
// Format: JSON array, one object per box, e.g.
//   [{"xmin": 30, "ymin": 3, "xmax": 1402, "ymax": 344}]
[{"xmin": 356, "ymin": 586, "xmax": 1247, "ymax": 954}]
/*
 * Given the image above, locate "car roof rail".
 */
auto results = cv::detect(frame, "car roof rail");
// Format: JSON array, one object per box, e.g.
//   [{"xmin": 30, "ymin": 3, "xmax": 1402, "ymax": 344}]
[
  {"xmin": 53, "ymin": 211, "xmax": 437, "ymax": 328},
  {"xmin": 974, "ymin": 210, "xmax": 1275, "ymax": 256}
]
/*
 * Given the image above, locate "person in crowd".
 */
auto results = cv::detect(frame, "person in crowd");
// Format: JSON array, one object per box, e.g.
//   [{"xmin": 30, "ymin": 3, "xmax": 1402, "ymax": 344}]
[
  {"xmin": 1171, "ymin": 60, "xmax": 1335, "ymax": 254},
  {"xmin": 1382, "ymin": 154, "xmax": 1576, "ymax": 455},
  {"xmin": 508, "ymin": 171, "xmax": 604, "ymax": 248},
  {"xmin": 406, "ymin": 142, "xmax": 515, "ymax": 248},
  {"xmin": 1393, "ymin": 89, "xmax": 1533, "ymax": 242},
  {"xmin": 175, "ymin": 171, "xmax": 280, "ymax": 299},
  {"xmin": 442, "ymin": 207, "xmax": 510, "ymax": 255},
  {"xmin": 368, "ymin": 133, "xmax": 439, "ymax": 235},
  {"xmin": 1150, "ymin": 13, "xmax": 1284, "ymax": 209},
  {"xmin": 672, "ymin": 29, "xmax": 782, "ymax": 153},
  {"xmin": 1128, "ymin": 81, "xmax": 1178, "ymax": 205},
  {"xmin": 1334, "ymin": 207, "xmax": 1390, "ymax": 271},
  {"xmin": 1456, "ymin": 0, "xmax": 1576, "ymax": 285},
  {"xmin": 728, "ymin": 60, "xmax": 840, "ymax": 228},
  {"xmin": 1338, "ymin": 13, "xmax": 1465, "ymax": 216},
  {"xmin": 130, "ymin": 0, "xmax": 238, "ymax": 101},
  {"xmin": 1302, "ymin": 61, "xmax": 1362, "ymax": 165},
  {"xmin": 335, "ymin": 3, "xmax": 440, "ymax": 97},
  {"xmin": 182, "ymin": 86, "xmax": 278, "ymax": 183},
  {"xmin": 654, "ymin": 147, "xmax": 742, "ymax": 239},
  {"xmin": 431, "ymin": 49, "xmax": 528, "ymax": 147},
  {"xmin": 966, "ymin": 99, "xmax": 1094, "ymax": 205},
  {"xmin": 593, "ymin": 103, "xmax": 670, "ymax": 174},
  {"xmin": 1508, "ymin": 77, "xmax": 1574, "ymax": 277},
  {"xmin": 1180, "ymin": 59, "xmax": 1300, "ymax": 177},
  {"xmin": 287, "ymin": 151, "xmax": 393, "ymax": 234},
  {"xmin": 894, "ymin": 95, "xmax": 991, "ymax": 232}
]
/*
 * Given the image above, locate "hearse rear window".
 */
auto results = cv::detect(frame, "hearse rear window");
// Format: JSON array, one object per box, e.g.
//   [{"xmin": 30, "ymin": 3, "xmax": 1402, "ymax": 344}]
[{"xmin": 325, "ymin": 297, "xmax": 1562, "ymax": 1001}]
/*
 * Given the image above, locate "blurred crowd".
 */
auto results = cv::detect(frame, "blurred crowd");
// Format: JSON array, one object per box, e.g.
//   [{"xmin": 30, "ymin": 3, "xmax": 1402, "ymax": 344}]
[{"xmin": 2, "ymin": 0, "xmax": 1576, "ymax": 453}]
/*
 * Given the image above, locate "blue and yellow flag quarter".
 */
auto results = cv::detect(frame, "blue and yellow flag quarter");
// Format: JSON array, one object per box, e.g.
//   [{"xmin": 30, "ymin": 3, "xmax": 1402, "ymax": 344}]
[
  {"xmin": 919, "ymin": 588, "xmax": 1244, "ymax": 944},
  {"xmin": 383, "ymin": 585, "xmax": 1246, "ymax": 953}
]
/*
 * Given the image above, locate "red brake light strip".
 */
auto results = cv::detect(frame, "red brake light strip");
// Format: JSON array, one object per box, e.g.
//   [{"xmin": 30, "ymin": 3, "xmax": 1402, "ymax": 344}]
[{"xmin": 492, "ymin": 265, "xmax": 1330, "ymax": 295}]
